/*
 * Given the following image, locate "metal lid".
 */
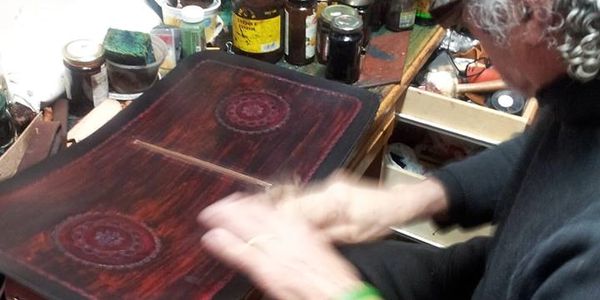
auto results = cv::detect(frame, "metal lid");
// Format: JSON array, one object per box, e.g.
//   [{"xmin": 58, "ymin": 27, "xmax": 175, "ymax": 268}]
[
  {"xmin": 321, "ymin": 4, "xmax": 359, "ymax": 24},
  {"xmin": 488, "ymin": 90, "xmax": 525, "ymax": 115},
  {"xmin": 339, "ymin": 0, "xmax": 373, "ymax": 7},
  {"xmin": 331, "ymin": 14, "xmax": 363, "ymax": 33},
  {"xmin": 181, "ymin": 5, "xmax": 205, "ymax": 23},
  {"xmin": 63, "ymin": 39, "xmax": 104, "ymax": 67}
]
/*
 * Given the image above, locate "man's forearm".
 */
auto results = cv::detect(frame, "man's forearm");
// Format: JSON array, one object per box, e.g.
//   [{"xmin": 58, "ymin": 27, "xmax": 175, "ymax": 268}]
[{"xmin": 380, "ymin": 178, "xmax": 450, "ymax": 227}]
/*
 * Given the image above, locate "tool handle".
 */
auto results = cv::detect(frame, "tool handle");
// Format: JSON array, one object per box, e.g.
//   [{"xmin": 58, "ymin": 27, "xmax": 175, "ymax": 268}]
[{"xmin": 456, "ymin": 80, "xmax": 507, "ymax": 94}]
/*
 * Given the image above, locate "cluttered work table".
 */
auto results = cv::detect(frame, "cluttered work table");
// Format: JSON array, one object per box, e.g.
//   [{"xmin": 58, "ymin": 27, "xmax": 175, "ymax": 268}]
[
  {"xmin": 68, "ymin": 25, "xmax": 446, "ymax": 176},
  {"xmin": 0, "ymin": 27, "xmax": 444, "ymax": 180},
  {"xmin": 0, "ymin": 1, "xmax": 445, "ymax": 298}
]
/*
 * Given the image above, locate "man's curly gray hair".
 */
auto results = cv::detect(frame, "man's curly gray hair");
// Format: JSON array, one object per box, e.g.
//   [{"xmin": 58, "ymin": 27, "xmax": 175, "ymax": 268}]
[{"xmin": 467, "ymin": 0, "xmax": 600, "ymax": 82}]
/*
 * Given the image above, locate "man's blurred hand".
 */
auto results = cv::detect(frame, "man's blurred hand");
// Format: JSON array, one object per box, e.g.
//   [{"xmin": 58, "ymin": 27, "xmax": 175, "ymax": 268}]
[{"xmin": 198, "ymin": 193, "xmax": 364, "ymax": 300}]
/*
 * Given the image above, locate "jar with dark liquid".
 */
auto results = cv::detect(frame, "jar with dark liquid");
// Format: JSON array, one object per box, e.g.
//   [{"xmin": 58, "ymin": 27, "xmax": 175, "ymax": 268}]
[
  {"xmin": 63, "ymin": 40, "xmax": 109, "ymax": 117},
  {"xmin": 369, "ymin": 0, "xmax": 384, "ymax": 30},
  {"xmin": 316, "ymin": 5, "xmax": 358, "ymax": 64},
  {"xmin": 325, "ymin": 14, "xmax": 363, "ymax": 84},
  {"xmin": 0, "ymin": 70, "xmax": 14, "ymax": 155},
  {"xmin": 385, "ymin": 0, "xmax": 416, "ymax": 31},
  {"xmin": 284, "ymin": 0, "xmax": 317, "ymax": 65},
  {"xmin": 339, "ymin": 0, "xmax": 373, "ymax": 49},
  {"xmin": 232, "ymin": 0, "xmax": 285, "ymax": 63}
]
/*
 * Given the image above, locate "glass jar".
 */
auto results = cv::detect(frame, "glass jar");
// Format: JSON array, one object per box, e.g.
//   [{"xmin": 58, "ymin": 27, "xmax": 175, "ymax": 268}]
[
  {"xmin": 385, "ymin": 0, "xmax": 416, "ymax": 31},
  {"xmin": 0, "ymin": 65, "xmax": 14, "ymax": 155},
  {"xmin": 325, "ymin": 14, "xmax": 363, "ymax": 84},
  {"xmin": 369, "ymin": 0, "xmax": 384, "ymax": 30},
  {"xmin": 232, "ymin": 0, "xmax": 285, "ymax": 63},
  {"xmin": 181, "ymin": 5, "xmax": 207, "ymax": 58},
  {"xmin": 284, "ymin": 0, "xmax": 317, "ymax": 65},
  {"xmin": 63, "ymin": 39, "xmax": 109, "ymax": 117},
  {"xmin": 316, "ymin": 4, "xmax": 358, "ymax": 64},
  {"xmin": 339, "ymin": 0, "xmax": 373, "ymax": 50}
]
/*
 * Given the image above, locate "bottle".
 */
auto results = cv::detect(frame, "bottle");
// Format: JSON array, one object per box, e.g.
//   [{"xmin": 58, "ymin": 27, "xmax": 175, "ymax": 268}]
[
  {"xmin": 369, "ymin": 0, "xmax": 384, "ymax": 31},
  {"xmin": 232, "ymin": 0, "xmax": 285, "ymax": 63},
  {"xmin": 325, "ymin": 15, "xmax": 363, "ymax": 84},
  {"xmin": 385, "ymin": 0, "xmax": 415, "ymax": 31},
  {"xmin": 63, "ymin": 39, "xmax": 109, "ymax": 117},
  {"xmin": 339, "ymin": 0, "xmax": 373, "ymax": 50},
  {"xmin": 0, "ymin": 57, "xmax": 15, "ymax": 154},
  {"xmin": 415, "ymin": 0, "xmax": 434, "ymax": 25},
  {"xmin": 181, "ymin": 5, "xmax": 207, "ymax": 58},
  {"xmin": 284, "ymin": 0, "xmax": 317, "ymax": 65},
  {"xmin": 316, "ymin": 4, "xmax": 358, "ymax": 64}
]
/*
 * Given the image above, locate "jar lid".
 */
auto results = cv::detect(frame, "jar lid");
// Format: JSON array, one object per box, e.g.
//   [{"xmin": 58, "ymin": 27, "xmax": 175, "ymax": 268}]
[
  {"xmin": 487, "ymin": 90, "xmax": 525, "ymax": 115},
  {"xmin": 321, "ymin": 5, "xmax": 359, "ymax": 24},
  {"xmin": 339, "ymin": 0, "xmax": 373, "ymax": 7},
  {"xmin": 63, "ymin": 39, "xmax": 104, "ymax": 67},
  {"xmin": 181, "ymin": 5, "xmax": 205, "ymax": 23},
  {"xmin": 331, "ymin": 15, "xmax": 363, "ymax": 33}
]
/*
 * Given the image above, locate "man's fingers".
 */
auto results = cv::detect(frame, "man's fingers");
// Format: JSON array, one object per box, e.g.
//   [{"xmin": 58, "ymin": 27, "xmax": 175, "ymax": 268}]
[
  {"xmin": 199, "ymin": 198, "xmax": 287, "ymax": 246},
  {"xmin": 201, "ymin": 228, "xmax": 270, "ymax": 275},
  {"xmin": 201, "ymin": 228, "xmax": 294, "ymax": 299}
]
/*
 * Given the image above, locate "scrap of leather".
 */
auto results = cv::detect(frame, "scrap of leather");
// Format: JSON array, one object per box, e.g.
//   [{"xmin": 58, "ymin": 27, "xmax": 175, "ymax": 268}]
[
  {"xmin": 356, "ymin": 30, "xmax": 411, "ymax": 87},
  {"xmin": 16, "ymin": 119, "xmax": 61, "ymax": 172}
]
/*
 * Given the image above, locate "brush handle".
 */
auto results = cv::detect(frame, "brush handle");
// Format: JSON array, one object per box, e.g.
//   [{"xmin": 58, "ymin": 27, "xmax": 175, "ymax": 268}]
[{"xmin": 456, "ymin": 80, "xmax": 507, "ymax": 94}]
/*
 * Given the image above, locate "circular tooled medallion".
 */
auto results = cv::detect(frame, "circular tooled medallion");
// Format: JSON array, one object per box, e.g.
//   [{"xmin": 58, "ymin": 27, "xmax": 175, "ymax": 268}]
[
  {"xmin": 53, "ymin": 212, "xmax": 160, "ymax": 269},
  {"xmin": 216, "ymin": 91, "xmax": 290, "ymax": 134}
]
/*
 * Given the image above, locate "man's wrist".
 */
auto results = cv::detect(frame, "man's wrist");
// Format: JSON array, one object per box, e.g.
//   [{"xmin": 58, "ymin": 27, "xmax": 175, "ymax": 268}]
[{"xmin": 384, "ymin": 177, "xmax": 450, "ymax": 226}]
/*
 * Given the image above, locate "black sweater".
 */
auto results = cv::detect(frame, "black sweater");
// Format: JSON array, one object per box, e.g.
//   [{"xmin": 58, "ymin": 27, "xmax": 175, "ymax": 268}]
[{"xmin": 433, "ymin": 77, "xmax": 600, "ymax": 299}]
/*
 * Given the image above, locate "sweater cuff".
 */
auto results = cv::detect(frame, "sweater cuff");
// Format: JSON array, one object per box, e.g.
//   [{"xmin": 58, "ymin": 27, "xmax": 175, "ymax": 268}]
[{"xmin": 429, "ymin": 168, "xmax": 467, "ymax": 228}]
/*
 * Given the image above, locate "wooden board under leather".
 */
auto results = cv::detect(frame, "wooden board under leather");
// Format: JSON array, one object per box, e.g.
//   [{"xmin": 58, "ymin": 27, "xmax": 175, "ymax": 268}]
[{"xmin": 0, "ymin": 51, "xmax": 379, "ymax": 299}]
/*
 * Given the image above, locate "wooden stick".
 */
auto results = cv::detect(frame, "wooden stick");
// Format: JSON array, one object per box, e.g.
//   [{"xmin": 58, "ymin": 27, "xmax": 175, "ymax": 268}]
[{"xmin": 456, "ymin": 80, "xmax": 507, "ymax": 94}]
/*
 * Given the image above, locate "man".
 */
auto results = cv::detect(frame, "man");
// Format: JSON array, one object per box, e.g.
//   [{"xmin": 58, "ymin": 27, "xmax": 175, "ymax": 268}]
[{"xmin": 198, "ymin": 0, "xmax": 600, "ymax": 298}]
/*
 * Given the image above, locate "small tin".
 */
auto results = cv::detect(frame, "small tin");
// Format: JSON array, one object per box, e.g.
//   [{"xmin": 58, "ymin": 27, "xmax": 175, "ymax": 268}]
[{"xmin": 63, "ymin": 40, "xmax": 109, "ymax": 117}]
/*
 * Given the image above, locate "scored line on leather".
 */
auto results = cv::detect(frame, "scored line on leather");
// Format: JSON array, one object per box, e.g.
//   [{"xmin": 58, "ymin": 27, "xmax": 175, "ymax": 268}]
[{"xmin": 133, "ymin": 139, "xmax": 272, "ymax": 188}]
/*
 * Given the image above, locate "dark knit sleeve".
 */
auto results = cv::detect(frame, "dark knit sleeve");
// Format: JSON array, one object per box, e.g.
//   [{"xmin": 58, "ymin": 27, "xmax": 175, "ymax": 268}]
[
  {"xmin": 431, "ymin": 132, "xmax": 529, "ymax": 228},
  {"xmin": 507, "ymin": 208, "xmax": 600, "ymax": 299}
]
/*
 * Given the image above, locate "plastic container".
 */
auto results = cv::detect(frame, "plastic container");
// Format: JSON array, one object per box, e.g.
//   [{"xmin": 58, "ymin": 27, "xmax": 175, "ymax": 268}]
[
  {"xmin": 105, "ymin": 36, "xmax": 168, "ymax": 94},
  {"xmin": 157, "ymin": 0, "xmax": 222, "ymax": 30}
]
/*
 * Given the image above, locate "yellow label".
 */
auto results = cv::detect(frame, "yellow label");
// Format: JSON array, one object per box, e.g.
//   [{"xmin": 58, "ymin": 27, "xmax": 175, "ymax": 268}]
[{"xmin": 233, "ymin": 14, "xmax": 281, "ymax": 54}]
